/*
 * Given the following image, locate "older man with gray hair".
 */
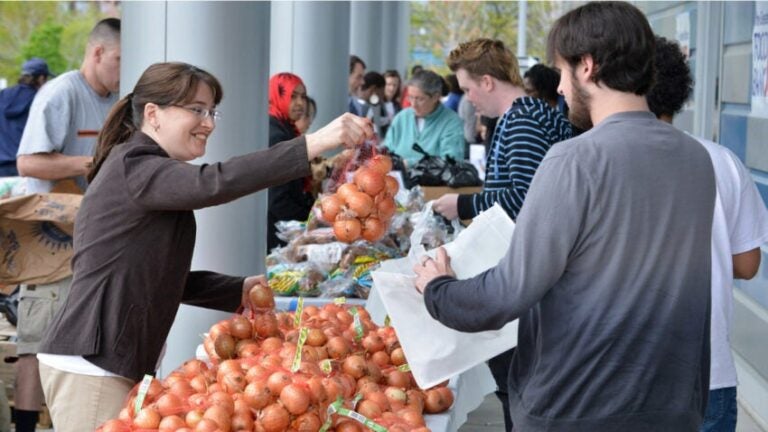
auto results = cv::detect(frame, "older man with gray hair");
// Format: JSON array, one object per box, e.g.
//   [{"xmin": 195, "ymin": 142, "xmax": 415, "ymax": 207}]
[{"xmin": 384, "ymin": 69, "xmax": 465, "ymax": 165}]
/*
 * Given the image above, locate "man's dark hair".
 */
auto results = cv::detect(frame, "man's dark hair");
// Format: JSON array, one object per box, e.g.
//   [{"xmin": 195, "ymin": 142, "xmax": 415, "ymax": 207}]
[
  {"xmin": 647, "ymin": 36, "xmax": 693, "ymax": 118},
  {"xmin": 547, "ymin": 1, "xmax": 655, "ymax": 95},
  {"xmin": 410, "ymin": 64, "xmax": 424, "ymax": 77},
  {"xmin": 362, "ymin": 71, "xmax": 385, "ymax": 90},
  {"xmin": 445, "ymin": 74, "xmax": 463, "ymax": 95},
  {"xmin": 89, "ymin": 17, "xmax": 121, "ymax": 45},
  {"xmin": 349, "ymin": 55, "xmax": 366, "ymax": 74},
  {"xmin": 524, "ymin": 64, "xmax": 560, "ymax": 104},
  {"xmin": 306, "ymin": 96, "xmax": 317, "ymax": 120}
]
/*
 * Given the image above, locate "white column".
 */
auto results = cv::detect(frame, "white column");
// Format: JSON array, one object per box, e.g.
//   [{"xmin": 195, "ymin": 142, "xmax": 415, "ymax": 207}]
[
  {"xmin": 123, "ymin": 1, "xmax": 271, "ymax": 377},
  {"xmin": 693, "ymin": 1, "xmax": 723, "ymax": 141},
  {"xmin": 270, "ymin": 1, "xmax": 350, "ymax": 131},
  {"xmin": 350, "ymin": 2, "xmax": 383, "ymax": 72}
]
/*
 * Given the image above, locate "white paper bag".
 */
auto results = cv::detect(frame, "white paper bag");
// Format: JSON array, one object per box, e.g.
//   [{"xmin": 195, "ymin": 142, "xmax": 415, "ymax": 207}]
[{"xmin": 370, "ymin": 204, "xmax": 518, "ymax": 389}]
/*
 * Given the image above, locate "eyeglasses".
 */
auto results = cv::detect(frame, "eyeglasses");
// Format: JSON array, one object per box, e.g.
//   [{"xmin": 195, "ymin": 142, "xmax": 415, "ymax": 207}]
[
  {"xmin": 174, "ymin": 105, "xmax": 222, "ymax": 122},
  {"xmin": 407, "ymin": 94, "xmax": 433, "ymax": 105}
]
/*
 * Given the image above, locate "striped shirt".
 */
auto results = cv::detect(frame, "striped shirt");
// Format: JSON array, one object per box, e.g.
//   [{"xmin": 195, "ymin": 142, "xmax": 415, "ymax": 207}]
[{"xmin": 457, "ymin": 96, "xmax": 572, "ymax": 220}]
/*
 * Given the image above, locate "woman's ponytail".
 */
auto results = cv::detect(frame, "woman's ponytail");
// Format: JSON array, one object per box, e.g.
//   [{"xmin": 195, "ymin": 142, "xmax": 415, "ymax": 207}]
[{"xmin": 88, "ymin": 93, "xmax": 136, "ymax": 182}]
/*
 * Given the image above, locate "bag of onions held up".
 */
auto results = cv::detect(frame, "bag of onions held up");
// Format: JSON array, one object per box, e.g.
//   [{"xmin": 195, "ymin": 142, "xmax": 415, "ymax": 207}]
[{"xmin": 319, "ymin": 141, "xmax": 399, "ymax": 244}]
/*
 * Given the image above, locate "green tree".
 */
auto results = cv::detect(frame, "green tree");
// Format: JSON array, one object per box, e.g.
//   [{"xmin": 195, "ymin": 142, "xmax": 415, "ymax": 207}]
[
  {"xmin": 410, "ymin": 1, "xmax": 565, "ymax": 75},
  {"xmin": 0, "ymin": 1, "xmax": 113, "ymax": 83},
  {"xmin": 20, "ymin": 22, "xmax": 67, "ymax": 75}
]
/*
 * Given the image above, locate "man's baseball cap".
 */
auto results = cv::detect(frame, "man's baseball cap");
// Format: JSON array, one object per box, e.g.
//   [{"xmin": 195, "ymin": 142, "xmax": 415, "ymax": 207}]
[{"xmin": 21, "ymin": 58, "xmax": 54, "ymax": 77}]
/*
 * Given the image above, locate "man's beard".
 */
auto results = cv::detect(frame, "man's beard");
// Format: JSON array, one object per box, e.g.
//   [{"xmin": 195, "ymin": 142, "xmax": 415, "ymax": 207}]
[{"xmin": 568, "ymin": 74, "xmax": 593, "ymax": 131}]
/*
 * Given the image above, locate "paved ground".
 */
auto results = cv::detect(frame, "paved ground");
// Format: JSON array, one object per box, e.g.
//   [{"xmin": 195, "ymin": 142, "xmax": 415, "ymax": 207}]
[{"xmin": 458, "ymin": 393, "xmax": 767, "ymax": 432}]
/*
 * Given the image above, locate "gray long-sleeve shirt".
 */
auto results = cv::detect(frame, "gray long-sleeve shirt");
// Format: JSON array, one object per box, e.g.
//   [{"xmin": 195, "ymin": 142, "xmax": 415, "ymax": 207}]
[{"xmin": 425, "ymin": 112, "xmax": 715, "ymax": 431}]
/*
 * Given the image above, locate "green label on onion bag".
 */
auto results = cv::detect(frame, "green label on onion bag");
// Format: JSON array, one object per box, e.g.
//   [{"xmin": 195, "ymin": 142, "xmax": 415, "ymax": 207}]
[
  {"xmin": 320, "ymin": 359, "xmax": 333, "ymax": 375},
  {"xmin": 384, "ymin": 315, "xmax": 391, "ymax": 327},
  {"xmin": 397, "ymin": 363, "xmax": 411, "ymax": 372},
  {"xmin": 134, "ymin": 374, "xmax": 153, "ymax": 415},
  {"xmin": 319, "ymin": 397, "xmax": 345, "ymax": 432},
  {"xmin": 351, "ymin": 393, "xmax": 363, "ymax": 408},
  {"xmin": 337, "ymin": 405, "xmax": 387, "ymax": 432},
  {"xmin": 349, "ymin": 307, "xmax": 363, "ymax": 341},
  {"xmin": 334, "ymin": 297, "xmax": 346, "ymax": 305},
  {"xmin": 290, "ymin": 327, "xmax": 309, "ymax": 373},
  {"xmin": 294, "ymin": 297, "xmax": 304, "ymax": 327}
]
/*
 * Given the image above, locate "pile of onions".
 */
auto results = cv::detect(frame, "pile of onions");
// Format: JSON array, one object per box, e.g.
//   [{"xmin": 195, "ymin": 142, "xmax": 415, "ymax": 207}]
[
  {"xmin": 320, "ymin": 154, "xmax": 398, "ymax": 243},
  {"xmin": 98, "ymin": 283, "xmax": 452, "ymax": 432}
]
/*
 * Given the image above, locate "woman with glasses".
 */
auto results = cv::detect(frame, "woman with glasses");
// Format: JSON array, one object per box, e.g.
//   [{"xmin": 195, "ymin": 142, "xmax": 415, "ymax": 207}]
[
  {"xmin": 266, "ymin": 72, "xmax": 312, "ymax": 251},
  {"xmin": 383, "ymin": 69, "xmax": 465, "ymax": 166},
  {"xmin": 35, "ymin": 62, "xmax": 372, "ymax": 431}
]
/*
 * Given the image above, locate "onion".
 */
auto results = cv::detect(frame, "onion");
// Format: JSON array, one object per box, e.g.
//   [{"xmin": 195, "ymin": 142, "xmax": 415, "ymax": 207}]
[
  {"xmin": 236, "ymin": 340, "xmax": 260, "ymax": 358},
  {"xmin": 345, "ymin": 191, "xmax": 374, "ymax": 218},
  {"xmin": 243, "ymin": 380, "xmax": 272, "ymax": 410},
  {"xmin": 357, "ymin": 399, "xmax": 383, "ymax": 419},
  {"xmin": 333, "ymin": 218, "xmax": 362, "ymax": 243},
  {"xmin": 203, "ymin": 405, "xmax": 231, "ymax": 432},
  {"xmin": 100, "ymin": 419, "xmax": 130, "ymax": 432},
  {"xmin": 335, "ymin": 420, "xmax": 364, "ymax": 432},
  {"xmin": 280, "ymin": 383, "xmax": 311, "ymax": 415},
  {"xmin": 158, "ymin": 415, "xmax": 186, "ymax": 430},
  {"xmin": 320, "ymin": 194, "xmax": 344, "ymax": 223},
  {"xmin": 386, "ymin": 370, "xmax": 411, "ymax": 389},
  {"xmin": 424, "ymin": 387, "xmax": 454, "ymax": 413},
  {"xmin": 305, "ymin": 328, "xmax": 327, "ymax": 347},
  {"xmin": 230, "ymin": 315, "xmax": 254, "ymax": 340},
  {"xmin": 208, "ymin": 321, "xmax": 231, "ymax": 341},
  {"xmin": 341, "ymin": 355, "xmax": 367, "ymax": 379},
  {"xmin": 231, "ymin": 411, "xmax": 254, "ymax": 431},
  {"xmin": 208, "ymin": 390, "xmax": 235, "ymax": 415},
  {"xmin": 375, "ymin": 195, "xmax": 397, "ymax": 221},
  {"xmin": 336, "ymin": 182, "xmax": 361, "ymax": 201},
  {"xmin": 259, "ymin": 404, "xmax": 290, "ymax": 432},
  {"xmin": 133, "ymin": 407, "xmax": 161, "ymax": 428},
  {"xmin": 385, "ymin": 386, "xmax": 408, "ymax": 409},
  {"xmin": 189, "ymin": 374, "xmax": 210, "ymax": 394},
  {"xmin": 325, "ymin": 336, "xmax": 352, "ymax": 359},
  {"xmin": 384, "ymin": 175, "xmax": 399, "ymax": 196},
  {"xmin": 364, "ymin": 390, "xmax": 391, "ymax": 412},
  {"xmin": 221, "ymin": 370, "xmax": 247, "ymax": 394},
  {"xmin": 354, "ymin": 167, "xmax": 386, "ymax": 196},
  {"xmin": 366, "ymin": 154, "xmax": 393, "ymax": 175},
  {"xmin": 185, "ymin": 409, "xmax": 204, "ymax": 428},
  {"xmin": 214, "ymin": 333, "xmax": 237, "ymax": 360},
  {"xmin": 154, "ymin": 393, "xmax": 184, "ymax": 417},
  {"xmin": 306, "ymin": 376, "xmax": 327, "ymax": 404},
  {"xmin": 249, "ymin": 284, "xmax": 276, "ymax": 310},
  {"xmin": 361, "ymin": 217, "xmax": 386, "ymax": 242},
  {"xmin": 266, "ymin": 370, "xmax": 292, "ymax": 395},
  {"xmin": 194, "ymin": 418, "xmax": 220, "ymax": 432},
  {"xmin": 291, "ymin": 412, "xmax": 322, "ymax": 432},
  {"xmin": 253, "ymin": 312, "xmax": 279, "ymax": 338},
  {"xmin": 370, "ymin": 351, "xmax": 390, "ymax": 367},
  {"xmin": 390, "ymin": 347, "xmax": 407, "ymax": 366},
  {"xmin": 406, "ymin": 389, "xmax": 425, "ymax": 413}
]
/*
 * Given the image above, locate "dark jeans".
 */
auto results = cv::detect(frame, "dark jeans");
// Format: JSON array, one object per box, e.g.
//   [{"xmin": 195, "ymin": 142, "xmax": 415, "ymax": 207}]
[
  {"xmin": 488, "ymin": 348, "xmax": 515, "ymax": 432},
  {"xmin": 701, "ymin": 387, "xmax": 737, "ymax": 432}
]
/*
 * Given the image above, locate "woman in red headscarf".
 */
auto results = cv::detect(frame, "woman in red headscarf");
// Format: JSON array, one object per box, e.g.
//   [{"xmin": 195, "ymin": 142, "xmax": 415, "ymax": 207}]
[{"xmin": 267, "ymin": 73, "xmax": 311, "ymax": 251}]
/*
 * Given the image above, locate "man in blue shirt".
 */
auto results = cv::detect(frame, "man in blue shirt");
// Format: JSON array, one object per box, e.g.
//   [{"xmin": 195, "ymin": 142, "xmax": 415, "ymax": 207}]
[{"xmin": 0, "ymin": 58, "xmax": 53, "ymax": 176}]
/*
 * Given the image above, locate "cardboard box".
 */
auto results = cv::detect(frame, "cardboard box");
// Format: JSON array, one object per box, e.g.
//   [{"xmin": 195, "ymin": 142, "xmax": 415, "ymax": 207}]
[
  {"xmin": 420, "ymin": 186, "xmax": 483, "ymax": 202},
  {"xmin": 0, "ymin": 339, "xmax": 16, "ymax": 401}
]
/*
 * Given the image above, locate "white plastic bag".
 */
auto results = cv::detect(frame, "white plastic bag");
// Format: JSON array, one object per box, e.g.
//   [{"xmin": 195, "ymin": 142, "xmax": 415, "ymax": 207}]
[{"xmin": 369, "ymin": 204, "xmax": 518, "ymax": 389}]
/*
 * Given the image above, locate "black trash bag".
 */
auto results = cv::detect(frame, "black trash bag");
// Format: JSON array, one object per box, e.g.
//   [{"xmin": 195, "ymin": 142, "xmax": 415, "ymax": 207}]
[
  {"xmin": 0, "ymin": 286, "xmax": 19, "ymax": 327},
  {"xmin": 407, "ymin": 143, "xmax": 451, "ymax": 187},
  {"xmin": 445, "ymin": 156, "xmax": 483, "ymax": 188}
]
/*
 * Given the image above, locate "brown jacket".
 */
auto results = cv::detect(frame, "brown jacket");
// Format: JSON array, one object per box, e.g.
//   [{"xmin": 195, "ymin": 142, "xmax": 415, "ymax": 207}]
[{"xmin": 39, "ymin": 131, "xmax": 309, "ymax": 381}]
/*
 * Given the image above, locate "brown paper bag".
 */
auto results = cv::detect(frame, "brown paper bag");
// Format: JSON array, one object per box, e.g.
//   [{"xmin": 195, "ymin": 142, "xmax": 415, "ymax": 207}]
[{"xmin": 0, "ymin": 194, "xmax": 82, "ymax": 285}]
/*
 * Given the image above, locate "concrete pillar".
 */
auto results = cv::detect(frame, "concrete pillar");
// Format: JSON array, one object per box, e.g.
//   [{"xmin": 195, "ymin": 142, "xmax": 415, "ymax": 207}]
[
  {"xmin": 350, "ymin": 2, "xmax": 383, "ymax": 72},
  {"xmin": 270, "ymin": 1, "xmax": 351, "ymax": 131},
  {"xmin": 123, "ymin": 1, "xmax": 271, "ymax": 377}
]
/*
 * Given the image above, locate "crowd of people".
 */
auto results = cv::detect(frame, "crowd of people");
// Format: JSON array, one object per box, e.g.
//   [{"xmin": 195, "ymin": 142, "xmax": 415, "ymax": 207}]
[{"xmin": 0, "ymin": 2, "xmax": 766, "ymax": 432}]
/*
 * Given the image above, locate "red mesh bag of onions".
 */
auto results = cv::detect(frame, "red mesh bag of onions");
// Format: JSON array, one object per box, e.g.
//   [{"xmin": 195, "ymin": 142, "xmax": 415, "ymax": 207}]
[{"xmin": 319, "ymin": 139, "xmax": 399, "ymax": 244}]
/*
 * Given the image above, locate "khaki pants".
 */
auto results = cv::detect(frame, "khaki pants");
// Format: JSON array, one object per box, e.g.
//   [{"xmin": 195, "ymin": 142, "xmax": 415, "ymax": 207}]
[
  {"xmin": 39, "ymin": 363, "xmax": 135, "ymax": 432},
  {"xmin": 15, "ymin": 277, "xmax": 72, "ymax": 412}
]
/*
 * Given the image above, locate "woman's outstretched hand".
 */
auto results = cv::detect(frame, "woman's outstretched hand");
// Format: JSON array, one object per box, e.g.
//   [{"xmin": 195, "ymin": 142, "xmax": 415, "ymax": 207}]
[{"xmin": 305, "ymin": 113, "xmax": 374, "ymax": 159}]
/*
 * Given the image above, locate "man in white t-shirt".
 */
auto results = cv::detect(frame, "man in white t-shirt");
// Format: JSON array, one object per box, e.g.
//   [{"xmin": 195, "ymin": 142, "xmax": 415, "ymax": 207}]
[
  {"xmin": 648, "ymin": 36, "xmax": 768, "ymax": 432},
  {"xmin": 12, "ymin": 18, "xmax": 120, "ymax": 432}
]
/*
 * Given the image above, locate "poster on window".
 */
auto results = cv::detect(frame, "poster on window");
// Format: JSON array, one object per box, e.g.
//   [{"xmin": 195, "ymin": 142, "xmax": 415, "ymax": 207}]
[{"xmin": 752, "ymin": 2, "xmax": 768, "ymax": 117}]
